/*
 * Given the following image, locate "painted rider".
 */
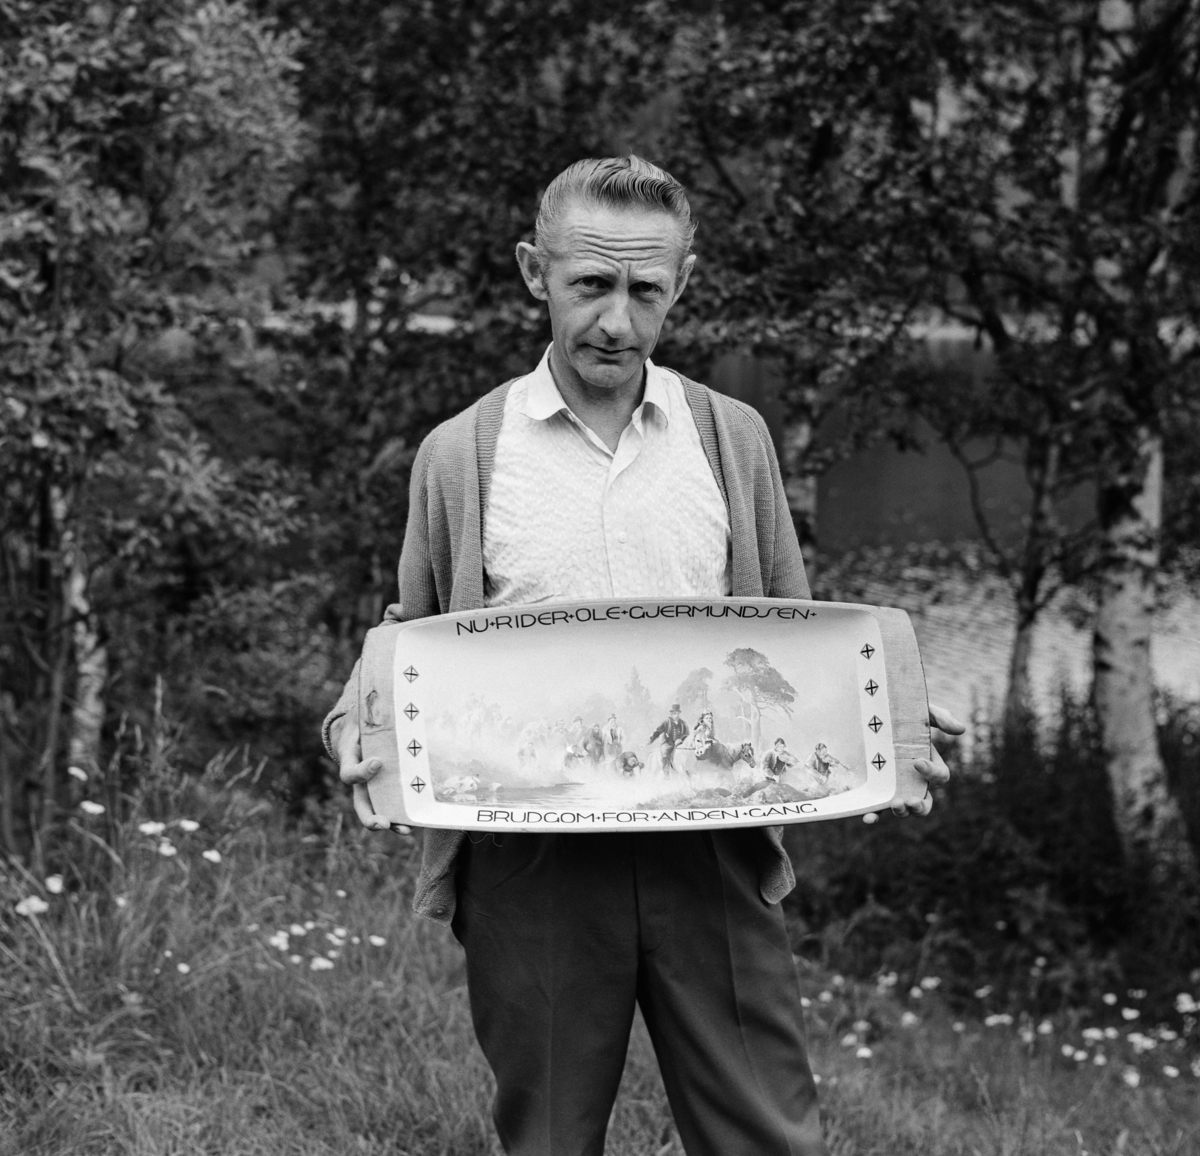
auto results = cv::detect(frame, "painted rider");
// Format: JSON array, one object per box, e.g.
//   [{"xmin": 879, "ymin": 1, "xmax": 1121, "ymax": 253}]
[
  {"xmin": 649, "ymin": 703, "xmax": 689, "ymax": 774},
  {"xmin": 691, "ymin": 709, "xmax": 715, "ymax": 758}
]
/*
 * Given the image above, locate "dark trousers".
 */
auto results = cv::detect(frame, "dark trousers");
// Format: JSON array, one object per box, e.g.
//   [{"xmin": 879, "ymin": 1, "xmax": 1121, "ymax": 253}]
[{"xmin": 451, "ymin": 830, "xmax": 826, "ymax": 1156}]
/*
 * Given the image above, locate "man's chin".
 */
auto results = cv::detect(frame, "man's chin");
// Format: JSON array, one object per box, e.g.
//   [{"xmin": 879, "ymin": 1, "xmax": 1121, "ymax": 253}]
[{"xmin": 574, "ymin": 354, "xmax": 643, "ymax": 391}]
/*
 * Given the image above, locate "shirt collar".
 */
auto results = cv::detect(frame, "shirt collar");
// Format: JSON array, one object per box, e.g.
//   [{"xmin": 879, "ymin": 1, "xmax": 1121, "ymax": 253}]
[{"xmin": 522, "ymin": 345, "xmax": 672, "ymax": 426}]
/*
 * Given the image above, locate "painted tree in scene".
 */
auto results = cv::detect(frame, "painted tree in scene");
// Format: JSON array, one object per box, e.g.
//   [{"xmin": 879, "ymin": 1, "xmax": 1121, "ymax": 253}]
[
  {"xmin": 722, "ymin": 649, "xmax": 796, "ymax": 751},
  {"xmin": 675, "ymin": 668, "xmax": 713, "ymax": 715}
]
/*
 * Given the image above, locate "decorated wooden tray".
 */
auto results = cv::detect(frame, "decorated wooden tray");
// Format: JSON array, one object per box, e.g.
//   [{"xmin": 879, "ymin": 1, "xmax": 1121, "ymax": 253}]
[{"xmin": 355, "ymin": 597, "xmax": 930, "ymax": 832}]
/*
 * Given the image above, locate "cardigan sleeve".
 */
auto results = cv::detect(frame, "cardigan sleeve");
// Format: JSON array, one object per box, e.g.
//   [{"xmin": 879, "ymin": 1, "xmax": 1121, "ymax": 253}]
[{"xmin": 321, "ymin": 428, "xmax": 443, "ymax": 761}]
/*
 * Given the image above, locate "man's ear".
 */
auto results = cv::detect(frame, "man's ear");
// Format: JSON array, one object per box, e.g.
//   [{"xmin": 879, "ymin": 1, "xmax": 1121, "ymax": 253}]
[
  {"xmin": 515, "ymin": 242, "xmax": 550, "ymax": 301},
  {"xmin": 671, "ymin": 253, "xmax": 697, "ymax": 306}
]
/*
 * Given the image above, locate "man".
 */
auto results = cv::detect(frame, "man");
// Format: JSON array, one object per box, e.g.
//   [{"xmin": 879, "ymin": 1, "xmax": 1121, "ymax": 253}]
[
  {"xmin": 327, "ymin": 155, "xmax": 961, "ymax": 1156},
  {"xmin": 602, "ymin": 712, "xmax": 625, "ymax": 770},
  {"xmin": 763, "ymin": 736, "xmax": 799, "ymax": 782},
  {"xmin": 649, "ymin": 702, "xmax": 690, "ymax": 775}
]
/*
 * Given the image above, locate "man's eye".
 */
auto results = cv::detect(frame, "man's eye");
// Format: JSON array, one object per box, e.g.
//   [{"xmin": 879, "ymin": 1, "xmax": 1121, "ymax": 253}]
[
  {"xmin": 633, "ymin": 283, "xmax": 663, "ymax": 296},
  {"xmin": 579, "ymin": 277, "xmax": 608, "ymax": 289}
]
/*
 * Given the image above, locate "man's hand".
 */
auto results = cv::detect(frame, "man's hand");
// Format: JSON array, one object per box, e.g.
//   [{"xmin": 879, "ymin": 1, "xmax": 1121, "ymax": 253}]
[
  {"xmin": 337, "ymin": 716, "xmax": 413, "ymax": 835},
  {"xmin": 891, "ymin": 702, "xmax": 965, "ymax": 817}
]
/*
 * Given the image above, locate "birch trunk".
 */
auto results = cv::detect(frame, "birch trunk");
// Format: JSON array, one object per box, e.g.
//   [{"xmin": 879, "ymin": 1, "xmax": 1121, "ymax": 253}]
[
  {"xmin": 1093, "ymin": 432, "xmax": 1197, "ymax": 884},
  {"xmin": 65, "ymin": 552, "xmax": 107, "ymax": 781}
]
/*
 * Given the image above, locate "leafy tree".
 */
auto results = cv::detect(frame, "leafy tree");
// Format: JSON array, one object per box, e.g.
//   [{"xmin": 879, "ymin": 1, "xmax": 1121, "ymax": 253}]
[
  {"xmin": 0, "ymin": 0, "xmax": 305, "ymax": 853},
  {"xmin": 723, "ymin": 648, "xmax": 796, "ymax": 750},
  {"xmin": 662, "ymin": 0, "xmax": 1200, "ymax": 883}
]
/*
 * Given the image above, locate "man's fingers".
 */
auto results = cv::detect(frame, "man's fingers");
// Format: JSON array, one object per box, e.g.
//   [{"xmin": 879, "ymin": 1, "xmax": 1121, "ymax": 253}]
[
  {"xmin": 914, "ymin": 753, "xmax": 950, "ymax": 786},
  {"xmin": 892, "ymin": 788, "xmax": 933, "ymax": 818},
  {"xmin": 929, "ymin": 702, "xmax": 966, "ymax": 735},
  {"xmin": 352, "ymin": 783, "xmax": 390, "ymax": 830},
  {"xmin": 339, "ymin": 757, "xmax": 383, "ymax": 786}
]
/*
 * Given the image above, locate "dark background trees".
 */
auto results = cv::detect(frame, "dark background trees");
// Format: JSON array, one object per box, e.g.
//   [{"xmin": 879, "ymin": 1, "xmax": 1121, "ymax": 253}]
[{"xmin": 2, "ymin": 0, "xmax": 1198, "ymax": 998}]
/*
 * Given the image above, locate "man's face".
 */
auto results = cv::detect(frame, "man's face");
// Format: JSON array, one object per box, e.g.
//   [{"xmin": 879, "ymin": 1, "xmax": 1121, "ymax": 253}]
[{"xmin": 517, "ymin": 201, "xmax": 694, "ymax": 393}]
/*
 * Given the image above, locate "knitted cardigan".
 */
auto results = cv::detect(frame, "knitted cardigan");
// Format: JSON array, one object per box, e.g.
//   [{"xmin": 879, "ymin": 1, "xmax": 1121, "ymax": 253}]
[{"xmin": 323, "ymin": 374, "xmax": 811, "ymax": 925}]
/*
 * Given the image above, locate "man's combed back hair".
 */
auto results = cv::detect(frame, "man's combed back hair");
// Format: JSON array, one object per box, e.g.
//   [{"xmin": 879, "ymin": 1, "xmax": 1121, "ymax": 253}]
[{"xmin": 535, "ymin": 155, "xmax": 696, "ymax": 264}]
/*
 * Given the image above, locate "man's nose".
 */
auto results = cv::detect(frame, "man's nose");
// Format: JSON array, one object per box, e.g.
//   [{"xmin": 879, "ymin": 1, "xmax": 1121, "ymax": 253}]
[{"xmin": 597, "ymin": 290, "xmax": 633, "ymax": 340}]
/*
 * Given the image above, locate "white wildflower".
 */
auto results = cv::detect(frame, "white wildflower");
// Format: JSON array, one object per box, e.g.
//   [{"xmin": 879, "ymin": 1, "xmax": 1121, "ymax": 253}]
[
  {"xmin": 368, "ymin": 935, "xmax": 386, "ymax": 947},
  {"xmin": 115, "ymin": 896, "xmax": 128, "ymax": 909},
  {"xmin": 1192, "ymin": 1059, "xmax": 1200, "ymax": 1078},
  {"xmin": 908, "ymin": 986, "xmax": 924, "ymax": 1000},
  {"xmin": 1073, "ymin": 1049, "xmax": 1088, "ymax": 1062},
  {"xmin": 325, "ymin": 932, "xmax": 342, "ymax": 945},
  {"xmin": 45, "ymin": 874, "xmax": 63, "ymax": 894},
  {"xmin": 1093, "ymin": 1053, "xmax": 1107, "ymax": 1066},
  {"xmin": 1121, "ymin": 1007, "xmax": 1139, "ymax": 1021},
  {"xmin": 310, "ymin": 957, "xmax": 334, "ymax": 971},
  {"xmin": 246, "ymin": 923, "xmax": 259, "ymax": 932},
  {"xmin": 818, "ymin": 990, "xmax": 833, "ymax": 1003},
  {"xmin": 289, "ymin": 955, "xmax": 302, "ymax": 965},
  {"xmin": 855, "ymin": 1046, "xmax": 873, "ymax": 1059},
  {"xmin": 67, "ymin": 765, "xmax": 88, "ymax": 782},
  {"xmin": 157, "ymin": 840, "xmax": 177, "ymax": 857},
  {"xmin": 984, "ymin": 1014, "xmax": 1013, "ymax": 1028},
  {"xmin": 163, "ymin": 949, "xmax": 172, "ymax": 958},
  {"xmin": 201, "ymin": 849, "xmax": 221, "ymax": 863},
  {"xmin": 900, "ymin": 1011, "xmax": 920, "ymax": 1028},
  {"xmin": 289, "ymin": 924, "xmax": 307, "ymax": 936},
  {"xmin": 177, "ymin": 819, "xmax": 199, "ymax": 833},
  {"xmin": 333, "ymin": 926, "xmax": 348, "ymax": 939},
  {"xmin": 1035, "ymin": 956, "xmax": 1047, "ymax": 968},
  {"xmin": 267, "ymin": 931, "xmax": 289, "ymax": 950},
  {"xmin": 1121, "ymin": 1067, "xmax": 1140, "ymax": 1088},
  {"xmin": 80, "ymin": 801, "xmax": 105, "ymax": 815},
  {"xmin": 351, "ymin": 935, "xmax": 360, "ymax": 945},
  {"xmin": 1103, "ymin": 992, "xmax": 1118, "ymax": 1006},
  {"xmin": 1082, "ymin": 1027, "xmax": 1105, "ymax": 1043},
  {"xmin": 1128, "ymin": 988, "xmax": 1146, "ymax": 999},
  {"xmin": 852, "ymin": 1019, "xmax": 871, "ymax": 1033},
  {"xmin": 862, "ymin": 812, "xmax": 878, "ymax": 825},
  {"xmin": 1127, "ymin": 1033, "xmax": 1156, "ymax": 1055},
  {"xmin": 138, "ymin": 821, "xmax": 166, "ymax": 836},
  {"xmin": 176, "ymin": 962, "xmax": 190, "ymax": 975},
  {"xmin": 1061, "ymin": 1044, "xmax": 1075, "ymax": 1057},
  {"xmin": 326, "ymin": 950, "xmax": 339, "ymax": 959},
  {"xmin": 1019, "ymin": 1027, "xmax": 1035, "ymax": 1044},
  {"xmin": 1104, "ymin": 1027, "xmax": 1120, "ymax": 1040},
  {"xmin": 1175, "ymin": 992, "xmax": 1198, "ymax": 1014},
  {"xmin": 304, "ymin": 920, "xmax": 316, "ymax": 931},
  {"xmin": 1163, "ymin": 1065, "xmax": 1180, "ymax": 1078},
  {"xmin": 15, "ymin": 896, "xmax": 49, "ymax": 916},
  {"xmin": 1158, "ymin": 1029, "xmax": 1178, "ymax": 1042},
  {"xmin": 335, "ymin": 889, "xmax": 347, "ymax": 898},
  {"xmin": 800, "ymin": 997, "xmax": 811, "ymax": 1008},
  {"xmin": 974, "ymin": 985, "xmax": 993, "ymax": 999},
  {"xmin": 920, "ymin": 976, "xmax": 941, "ymax": 991},
  {"xmin": 1037, "ymin": 1020, "xmax": 1053, "ymax": 1035},
  {"xmin": 840, "ymin": 1032, "xmax": 858, "ymax": 1047},
  {"xmin": 952, "ymin": 1022, "xmax": 966, "ymax": 1033}
]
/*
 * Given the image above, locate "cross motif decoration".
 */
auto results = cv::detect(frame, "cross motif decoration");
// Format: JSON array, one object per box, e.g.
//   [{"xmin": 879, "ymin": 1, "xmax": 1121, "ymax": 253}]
[
  {"xmin": 864, "ymin": 679, "xmax": 879, "ymax": 696},
  {"xmin": 403, "ymin": 703, "xmax": 420, "ymax": 720},
  {"xmin": 860, "ymin": 643, "xmax": 875, "ymax": 660},
  {"xmin": 406, "ymin": 739, "xmax": 423, "ymax": 758},
  {"xmin": 868, "ymin": 716, "xmax": 883, "ymax": 733},
  {"xmin": 872, "ymin": 753, "xmax": 887, "ymax": 770},
  {"xmin": 410, "ymin": 776, "xmax": 426, "ymax": 793},
  {"xmin": 403, "ymin": 666, "xmax": 419, "ymax": 682}
]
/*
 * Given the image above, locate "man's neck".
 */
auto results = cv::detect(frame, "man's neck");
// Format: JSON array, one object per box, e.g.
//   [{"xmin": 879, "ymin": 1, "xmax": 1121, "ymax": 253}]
[{"xmin": 548, "ymin": 345, "xmax": 646, "ymax": 452}]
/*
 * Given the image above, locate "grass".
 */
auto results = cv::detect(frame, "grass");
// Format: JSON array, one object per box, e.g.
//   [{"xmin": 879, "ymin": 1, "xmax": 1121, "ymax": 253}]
[{"xmin": 2, "ymin": 746, "xmax": 1198, "ymax": 1156}]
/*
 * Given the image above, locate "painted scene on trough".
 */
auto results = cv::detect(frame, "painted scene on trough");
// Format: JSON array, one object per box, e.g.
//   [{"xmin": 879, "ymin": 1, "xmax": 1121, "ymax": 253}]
[{"xmin": 395, "ymin": 601, "xmax": 894, "ymax": 827}]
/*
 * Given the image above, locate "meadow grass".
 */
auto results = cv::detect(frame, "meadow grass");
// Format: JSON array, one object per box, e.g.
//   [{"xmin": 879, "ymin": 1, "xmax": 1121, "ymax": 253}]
[{"xmin": 2, "ymin": 751, "xmax": 1198, "ymax": 1156}]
